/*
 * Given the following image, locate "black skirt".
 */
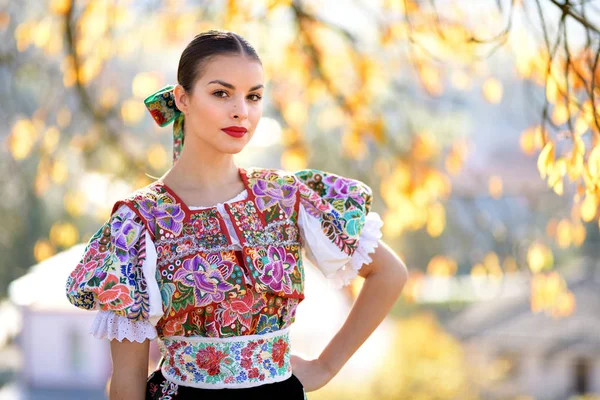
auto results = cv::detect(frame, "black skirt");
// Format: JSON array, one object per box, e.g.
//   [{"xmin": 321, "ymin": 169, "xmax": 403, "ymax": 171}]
[{"xmin": 146, "ymin": 368, "xmax": 306, "ymax": 400}]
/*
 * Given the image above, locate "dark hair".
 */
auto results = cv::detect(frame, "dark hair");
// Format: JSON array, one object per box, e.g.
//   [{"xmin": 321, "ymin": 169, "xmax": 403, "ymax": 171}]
[{"xmin": 177, "ymin": 30, "xmax": 262, "ymax": 93}]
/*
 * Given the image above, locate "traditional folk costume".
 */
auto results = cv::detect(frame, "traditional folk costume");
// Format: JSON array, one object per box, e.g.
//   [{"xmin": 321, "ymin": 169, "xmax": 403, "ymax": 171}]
[{"xmin": 65, "ymin": 85, "xmax": 383, "ymax": 399}]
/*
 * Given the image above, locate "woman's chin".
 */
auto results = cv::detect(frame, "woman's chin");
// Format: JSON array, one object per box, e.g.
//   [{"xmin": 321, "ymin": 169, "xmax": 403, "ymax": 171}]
[
  {"xmin": 215, "ymin": 135, "xmax": 252, "ymax": 154},
  {"xmin": 215, "ymin": 143, "xmax": 249, "ymax": 155}
]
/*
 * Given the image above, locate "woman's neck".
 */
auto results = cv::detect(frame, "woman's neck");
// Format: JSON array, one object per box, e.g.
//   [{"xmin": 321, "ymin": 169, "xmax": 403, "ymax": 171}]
[{"xmin": 162, "ymin": 141, "xmax": 241, "ymax": 192}]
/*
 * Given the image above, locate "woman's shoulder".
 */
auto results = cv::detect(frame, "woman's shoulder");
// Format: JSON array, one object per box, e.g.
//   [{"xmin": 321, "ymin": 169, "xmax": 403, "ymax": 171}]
[
  {"xmin": 108, "ymin": 180, "xmax": 174, "ymax": 235},
  {"xmin": 112, "ymin": 180, "xmax": 175, "ymax": 209}
]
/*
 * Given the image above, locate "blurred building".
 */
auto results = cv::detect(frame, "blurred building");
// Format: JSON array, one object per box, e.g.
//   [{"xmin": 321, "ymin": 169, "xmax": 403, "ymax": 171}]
[
  {"xmin": 8, "ymin": 244, "xmax": 109, "ymax": 400},
  {"xmin": 447, "ymin": 257, "xmax": 600, "ymax": 400}
]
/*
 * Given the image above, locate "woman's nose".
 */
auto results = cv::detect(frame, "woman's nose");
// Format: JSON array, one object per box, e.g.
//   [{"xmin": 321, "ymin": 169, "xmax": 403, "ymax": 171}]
[{"xmin": 232, "ymin": 97, "xmax": 248, "ymax": 120}]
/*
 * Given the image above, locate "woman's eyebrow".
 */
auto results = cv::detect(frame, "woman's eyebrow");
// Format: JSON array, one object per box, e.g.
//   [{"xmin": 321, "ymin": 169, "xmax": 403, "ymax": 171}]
[{"xmin": 207, "ymin": 80, "xmax": 264, "ymax": 91}]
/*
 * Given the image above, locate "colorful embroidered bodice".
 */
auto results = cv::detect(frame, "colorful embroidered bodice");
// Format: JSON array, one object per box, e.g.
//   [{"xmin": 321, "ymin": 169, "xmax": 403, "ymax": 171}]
[{"xmin": 66, "ymin": 167, "xmax": 374, "ymax": 340}]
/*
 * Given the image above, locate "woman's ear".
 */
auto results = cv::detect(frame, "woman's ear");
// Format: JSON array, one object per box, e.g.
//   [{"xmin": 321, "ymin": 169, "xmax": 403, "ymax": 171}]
[{"xmin": 173, "ymin": 84, "xmax": 189, "ymax": 114}]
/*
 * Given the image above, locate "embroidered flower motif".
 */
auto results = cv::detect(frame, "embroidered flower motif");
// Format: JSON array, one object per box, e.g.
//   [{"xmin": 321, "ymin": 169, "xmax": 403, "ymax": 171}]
[
  {"xmin": 241, "ymin": 357, "xmax": 252, "ymax": 370},
  {"xmin": 241, "ymin": 346, "xmax": 254, "ymax": 359},
  {"xmin": 322, "ymin": 174, "xmax": 355, "ymax": 199},
  {"xmin": 161, "ymin": 331, "xmax": 291, "ymax": 387},
  {"xmin": 138, "ymin": 193, "xmax": 185, "ymax": 236},
  {"xmin": 321, "ymin": 210, "xmax": 345, "ymax": 239},
  {"xmin": 112, "ymin": 217, "xmax": 143, "ymax": 263},
  {"xmin": 272, "ymin": 338, "xmax": 288, "ymax": 368},
  {"xmin": 258, "ymin": 247, "xmax": 296, "ymax": 293},
  {"xmin": 149, "ymin": 108, "xmax": 167, "ymax": 125},
  {"xmin": 184, "ymin": 362, "xmax": 196, "ymax": 374},
  {"xmin": 256, "ymin": 314, "xmax": 279, "ymax": 334},
  {"xmin": 196, "ymin": 346, "xmax": 227, "ymax": 376},
  {"xmin": 343, "ymin": 209, "xmax": 365, "ymax": 237},
  {"xmin": 162, "ymin": 313, "xmax": 187, "ymax": 336},
  {"xmin": 69, "ymin": 241, "xmax": 106, "ymax": 288},
  {"xmin": 173, "ymin": 254, "xmax": 235, "ymax": 306},
  {"xmin": 297, "ymin": 182, "xmax": 330, "ymax": 218},
  {"xmin": 192, "ymin": 213, "xmax": 221, "ymax": 239},
  {"xmin": 119, "ymin": 263, "xmax": 137, "ymax": 287},
  {"xmin": 251, "ymin": 178, "xmax": 297, "ymax": 218},
  {"xmin": 281, "ymin": 298, "xmax": 299, "ymax": 328},
  {"xmin": 248, "ymin": 367, "xmax": 260, "ymax": 379},
  {"xmin": 93, "ymin": 274, "xmax": 133, "ymax": 310},
  {"xmin": 216, "ymin": 291, "xmax": 266, "ymax": 331}
]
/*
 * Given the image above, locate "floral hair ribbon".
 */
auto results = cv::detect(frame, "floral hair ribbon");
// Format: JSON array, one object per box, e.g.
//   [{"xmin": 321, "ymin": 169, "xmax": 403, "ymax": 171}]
[{"xmin": 144, "ymin": 85, "xmax": 185, "ymax": 164}]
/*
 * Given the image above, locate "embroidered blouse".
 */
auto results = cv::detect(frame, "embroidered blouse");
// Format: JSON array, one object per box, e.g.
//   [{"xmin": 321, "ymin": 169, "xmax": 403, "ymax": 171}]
[{"xmin": 66, "ymin": 168, "xmax": 383, "ymax": 343}]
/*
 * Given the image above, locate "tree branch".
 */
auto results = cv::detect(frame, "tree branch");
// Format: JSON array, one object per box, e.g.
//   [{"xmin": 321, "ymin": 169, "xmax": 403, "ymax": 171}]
[{"xmin": 548, "ymin": 0, "xmax": 600, "ymax": 35}]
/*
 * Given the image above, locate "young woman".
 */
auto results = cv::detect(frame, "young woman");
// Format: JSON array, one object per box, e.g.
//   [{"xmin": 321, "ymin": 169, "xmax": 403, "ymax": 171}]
[{"xmin": 66, "ymin": 30, "xmax": 408, "ymax": 400}]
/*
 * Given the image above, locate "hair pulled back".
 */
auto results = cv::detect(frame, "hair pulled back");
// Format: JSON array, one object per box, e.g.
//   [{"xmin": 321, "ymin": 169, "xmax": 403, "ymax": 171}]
[{"xmin": 177, "ymin": 30, "xmax": 262, "ymax": 94}]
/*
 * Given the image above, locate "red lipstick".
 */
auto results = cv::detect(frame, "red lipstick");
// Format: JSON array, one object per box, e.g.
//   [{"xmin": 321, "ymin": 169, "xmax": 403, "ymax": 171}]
[{"xmin": 221, "ymin": 126, "xmax": 248, "ymax": 138}]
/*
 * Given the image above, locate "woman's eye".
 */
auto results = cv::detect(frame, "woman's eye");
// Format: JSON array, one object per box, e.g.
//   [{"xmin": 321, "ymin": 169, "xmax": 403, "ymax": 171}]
[{"xmin": 213, "ymin": 91, "xmax": 261, "ymax": 101}]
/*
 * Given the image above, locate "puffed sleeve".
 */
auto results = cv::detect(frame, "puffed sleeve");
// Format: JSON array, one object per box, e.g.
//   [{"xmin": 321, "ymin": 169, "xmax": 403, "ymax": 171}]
[
  {"xmin": 294, "ymin": 169, "xmax": 384, "ymax": 288},
  {"xmin": 65, "ymin": 203, "xmax": 163, "ymax": 342}
]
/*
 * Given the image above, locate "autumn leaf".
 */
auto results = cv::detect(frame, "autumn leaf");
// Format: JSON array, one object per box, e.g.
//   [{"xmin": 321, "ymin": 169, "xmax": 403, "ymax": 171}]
[{"xmin": 537, "ymin": 141, "xmax": 554, "ymax": 179}]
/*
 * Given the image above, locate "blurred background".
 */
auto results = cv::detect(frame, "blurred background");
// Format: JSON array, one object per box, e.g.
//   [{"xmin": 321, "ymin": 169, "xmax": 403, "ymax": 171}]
[{"xmin": 1, "ymin": 0, "xmax": 600, "ymax": 399}]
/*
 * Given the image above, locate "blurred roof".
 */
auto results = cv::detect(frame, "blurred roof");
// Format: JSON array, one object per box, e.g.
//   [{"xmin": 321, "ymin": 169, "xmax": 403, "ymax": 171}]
[
  {"xmin": 446, "ymin": 257, "xmax": 600, "ymax": 358},
  {"xmin": 8, "ymin": 244, "xmax": 86, "ymax": 312}
]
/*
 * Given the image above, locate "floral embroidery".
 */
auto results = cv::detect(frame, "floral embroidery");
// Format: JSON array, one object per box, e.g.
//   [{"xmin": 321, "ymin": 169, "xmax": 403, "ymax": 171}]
[
  {"xmin": 256, "ymin": 314, "xmax": 279, "ymax": 334},
  {"xmin": 68, "ymin": 240, "xmax": 106, "ymax": 289},
  {"xmin": 173, "ymin": 254, "xmax": 235, "ymax": 307},
  {"xmin": 111, "ymin": 210, "xmax": 143, "ymax": 263},
  {"xmin": 323, "ymin": 173, "xmax": 355, "ymax": 199},
  {"xmin": 280, "ymin": 298, "xmax": 299, "ymax": 329},
  {"xmin": 251, "ymin": 176, "xmax": 297, "ymax": 218},
  {"xmin": 343, "ymin": 209, "xmax": 366, "ymax": 237},
  {"xmin": 162, "ymin": 313, "xmax": 188, "ymax": 337},
  {"xmin": 159, "ymin": 379, "xmax": 178, "ymax": 399},
  {"xmin": 196, "ymin": 346, "xmax": 227, "ymax": 376},
  {"xmin": 129, "ymin": 186, "xmax": 186, "ymax": 237},
  {"xmin": 146, "ymin": 370, "xmax": 180, "ymax": 400},
  {"xmin": 258, "ymin": 247, "xmax": 296, "ymax": 293},
  {"xmin": 189, "ymin": 209, "xmax": 228, "ymax": 248},
  {"xmin": 161, "ymin": 329, "xmax": 292, "ymax": 388},
  {"xmin": 215, "ymin": 290, "xmax": 267, "ymax": 331},
  {"xmin": 296, "ymin": 180, "xmax": 331, "ymax": 218},
  {"xmin": 271, "ymin": 338, "xmax": 288, "ymax": 368},
  {"xmin": 226, "ymin": 201, "xmax": 265, "ymax": 245},
  {"xmin": 153, "ymin": 203, "xmax": 185, "ymax": 236},
  {"xmin": 155, "ymin": 235, "xmax": 235, "ymax": 268},
  {"xmin": 93, "ymin": 273, "xmax": 134, "ymax": 310},
  {"xmin": 65, "ymin": 204, "xmax": 150, "ymax": 321},
  {"xmin": 295, "ymin": 169, "xmax": 372, "ymax": 256},
  {"xmin": 145, "ymin": 91, "xmax": 177, "ymax": 127},
  {"xmin": 68, "ymin": 167, "xmax": 373, "ymax": 346}
]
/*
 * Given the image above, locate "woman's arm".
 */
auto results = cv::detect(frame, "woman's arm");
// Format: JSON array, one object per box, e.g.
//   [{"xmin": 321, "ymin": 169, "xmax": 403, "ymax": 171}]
[
  {"xmin": 108, "ymin": 339, "xmax": 150, "ymax": 400},
  {"xmin": 291, "ymin": 239, "xmax": 408, "ymax": 391}
]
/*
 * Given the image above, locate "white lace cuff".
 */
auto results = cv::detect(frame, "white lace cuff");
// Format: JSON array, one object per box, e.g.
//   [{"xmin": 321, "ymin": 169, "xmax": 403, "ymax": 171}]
[
  {"xmin": 90, "ymin": 311, "xmax": 158, "ymax": 342},
  {"xmin": 328, "ymin": 211, "xmax": 383, "ymax": 288},
  {"xmin": 299, "ymin": 205, "xmax": 383, "ymax": 289}
]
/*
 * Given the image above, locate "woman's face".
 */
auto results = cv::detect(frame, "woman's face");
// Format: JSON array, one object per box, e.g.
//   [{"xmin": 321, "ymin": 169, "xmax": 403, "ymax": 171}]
[{"xmin": 175, "ymin": 54, "xmax": 264, "ymax": 155}]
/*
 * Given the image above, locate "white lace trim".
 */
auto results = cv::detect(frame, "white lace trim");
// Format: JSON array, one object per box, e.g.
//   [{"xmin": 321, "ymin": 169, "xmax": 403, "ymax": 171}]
[
  {"xmin": 298, "ymin": 205, "xmax": 383, "ymax": 289},
  {"xmin": 90, "ymin": 311, "xmax": 157, "ymax": 342},
  {"xmin": 331, "ymin": 212, "xmax": 384, "ymax": 288}
]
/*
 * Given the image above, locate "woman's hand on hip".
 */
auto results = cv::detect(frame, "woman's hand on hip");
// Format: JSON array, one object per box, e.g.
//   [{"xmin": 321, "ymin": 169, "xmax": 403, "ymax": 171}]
[{"xmin": 290, "ymin": 354, "xmax": 334, "ymax": 392}]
